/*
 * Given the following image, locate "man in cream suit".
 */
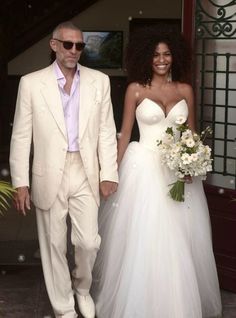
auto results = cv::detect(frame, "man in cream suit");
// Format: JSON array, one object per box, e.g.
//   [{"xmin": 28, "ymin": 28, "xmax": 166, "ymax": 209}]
[{"xmin": 10, "ymin": 21, "xmax": 118, "ymax": 318}]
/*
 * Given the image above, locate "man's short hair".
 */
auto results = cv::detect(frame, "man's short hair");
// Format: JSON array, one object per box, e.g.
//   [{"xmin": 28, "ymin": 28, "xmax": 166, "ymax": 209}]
[{"xmin": 52, "ymin": 21, "xmax": 81, "ymax": 38}]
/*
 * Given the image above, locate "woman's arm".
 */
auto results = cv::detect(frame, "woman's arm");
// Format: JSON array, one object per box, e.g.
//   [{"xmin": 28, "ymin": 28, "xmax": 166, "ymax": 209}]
[
  {"xmin": 117, "ymin": 83, "xmax": 138, "ymax": 165},
  {"xmin": 179, "ymin": 83, "xmax": 196, "ymax": 183},
  {"xmin": 181, "ymin": 83, "xmax": 196, "ymax": 132}
]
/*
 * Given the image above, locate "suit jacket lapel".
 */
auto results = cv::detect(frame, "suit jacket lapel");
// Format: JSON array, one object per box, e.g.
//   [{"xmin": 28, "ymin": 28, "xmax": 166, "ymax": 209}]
[
  {"xmin": 79, "ymin": 65, "xmax": 96, "ymax": 140},
  {"xmin": 40, "ymin": 65, "xmax": 67, "ymax": 140}
]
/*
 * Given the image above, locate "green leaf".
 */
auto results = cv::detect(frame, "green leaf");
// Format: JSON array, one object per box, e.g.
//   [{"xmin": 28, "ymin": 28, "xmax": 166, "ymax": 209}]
[
  {"xmin": 177, "ymin": 122, "xmax": 189, "ymax": 133},
  {"xmin": 166, "ymin": 127, "xmax": 174, "ymax": 136},
  {"xmin": 0, "ymin": 181, "xmax": 15, "ymax": 215}
]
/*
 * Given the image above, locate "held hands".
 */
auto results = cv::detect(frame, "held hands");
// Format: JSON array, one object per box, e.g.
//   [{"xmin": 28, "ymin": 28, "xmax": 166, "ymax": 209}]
[
  {"xmin": 100, "ymin": 181, "xmax": 118, "ymax": 200},
  {"xmin": 183, "ymin": 175, "xmax": 193, "ymax": 184},
  {"xmin": 14, "ymin": 186, "xmax": 31, "ymax": 216}
]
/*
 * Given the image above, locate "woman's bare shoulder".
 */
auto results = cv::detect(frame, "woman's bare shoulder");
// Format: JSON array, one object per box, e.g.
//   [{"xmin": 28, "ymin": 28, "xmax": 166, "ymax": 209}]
[
  {"xmin": 125, "ymin": 82, "xmax": 145, "ymax": 100},
  {"xmin": 176, "ymin": 82, "xmax": 193, "ymax": 95},
  {"xmin": 126, "ymin": 82, "xmax": 143, "ymax": 92}
]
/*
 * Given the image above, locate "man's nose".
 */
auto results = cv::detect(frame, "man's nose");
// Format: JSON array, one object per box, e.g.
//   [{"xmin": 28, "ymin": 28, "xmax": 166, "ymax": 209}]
[{"xmin": 70, "ymin": 44, "xmax": 77, "ymax": 53}]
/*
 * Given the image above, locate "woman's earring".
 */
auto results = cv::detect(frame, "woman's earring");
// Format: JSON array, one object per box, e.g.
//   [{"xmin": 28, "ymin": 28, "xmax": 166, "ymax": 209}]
[
  {"xmin": 167, "ymin": 70, "xmax": 172, "ymax": 83},
  {"xmin": 147, "ymin": 78, "xmax": 152, "ymax": 87}
]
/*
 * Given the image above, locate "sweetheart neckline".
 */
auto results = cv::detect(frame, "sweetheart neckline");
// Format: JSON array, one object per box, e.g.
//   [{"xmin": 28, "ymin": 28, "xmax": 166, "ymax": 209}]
[{"xmin": 136, "ymin": 98, "xmax": 186, "ymax": 118}]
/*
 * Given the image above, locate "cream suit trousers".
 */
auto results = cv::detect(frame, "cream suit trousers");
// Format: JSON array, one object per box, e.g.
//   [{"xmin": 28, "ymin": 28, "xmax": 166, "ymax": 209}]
[{"xmin": 36, "ymin": 152, "xmax": 101, "ymax": 318}]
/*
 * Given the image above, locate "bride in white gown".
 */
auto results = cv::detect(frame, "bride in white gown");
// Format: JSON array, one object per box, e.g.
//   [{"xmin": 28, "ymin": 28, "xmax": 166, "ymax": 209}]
[{"xmin": 92, "ymin": 27, "xmax": 222, "ymax": 318}]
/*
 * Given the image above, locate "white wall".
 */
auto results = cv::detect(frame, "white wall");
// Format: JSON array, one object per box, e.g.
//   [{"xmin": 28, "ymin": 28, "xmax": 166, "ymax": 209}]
[{"xmin": 8, "ymin": 0, "xmax": 182, "ymax": 76}]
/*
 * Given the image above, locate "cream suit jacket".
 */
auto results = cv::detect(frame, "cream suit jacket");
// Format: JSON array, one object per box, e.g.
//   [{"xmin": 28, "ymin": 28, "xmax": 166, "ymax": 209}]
[{"xmin": 10, "ymin": 64, "xmax": 118, "ymax": 210}]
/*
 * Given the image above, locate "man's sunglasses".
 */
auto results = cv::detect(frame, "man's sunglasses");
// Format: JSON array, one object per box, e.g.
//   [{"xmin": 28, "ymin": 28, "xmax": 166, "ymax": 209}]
[{"xmin": 53, "ymin": 39, "xmax": 86, "ymax": 51}]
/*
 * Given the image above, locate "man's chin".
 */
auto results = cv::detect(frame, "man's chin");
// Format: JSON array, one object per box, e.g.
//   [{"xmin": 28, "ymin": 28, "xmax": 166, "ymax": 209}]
[{"xmin": 65, "ymin": 61, "xmax": 78, "ymax": 69}]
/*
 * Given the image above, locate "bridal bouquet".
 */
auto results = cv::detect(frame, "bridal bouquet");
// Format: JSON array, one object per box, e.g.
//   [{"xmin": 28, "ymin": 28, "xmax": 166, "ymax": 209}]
[{"xmin": 157, "ymin": 118, "xmax": 213, "ymax": 202}]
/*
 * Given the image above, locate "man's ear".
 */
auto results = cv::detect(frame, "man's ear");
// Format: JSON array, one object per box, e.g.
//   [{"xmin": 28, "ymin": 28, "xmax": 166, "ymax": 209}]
[{"xmin": 50, "ymin": 39, "xmax": 57, "ymax": 52}]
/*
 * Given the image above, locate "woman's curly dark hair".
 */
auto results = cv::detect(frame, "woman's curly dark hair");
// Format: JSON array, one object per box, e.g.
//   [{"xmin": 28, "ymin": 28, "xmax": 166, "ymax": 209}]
[{"xmin": 125, "ymin": 25, "xmax": 192, "ymax": 85}]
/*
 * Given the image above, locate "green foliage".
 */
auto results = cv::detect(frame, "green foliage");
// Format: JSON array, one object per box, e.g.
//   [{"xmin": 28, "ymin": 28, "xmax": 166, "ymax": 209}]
[
  {"xmin": 176, "ymin": 123, "xmax": 188, "ymax": 133},
  {"xmin": 0, "ymin": 181, "xmax": 15, "ymax": 215},
  {"xmin": 166, "ymin": 127, "xmax": 174, "ymax": 136}
]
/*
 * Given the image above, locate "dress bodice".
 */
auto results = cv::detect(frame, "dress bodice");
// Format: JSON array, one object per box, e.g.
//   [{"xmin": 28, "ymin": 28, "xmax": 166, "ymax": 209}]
[{"xmin": 136, "ymin": 98, "xmax": 188, "ymax": 151}]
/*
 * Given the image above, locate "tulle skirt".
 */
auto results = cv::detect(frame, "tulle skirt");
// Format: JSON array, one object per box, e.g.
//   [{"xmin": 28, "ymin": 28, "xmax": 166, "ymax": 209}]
[{"xmin": 92, "ymin": 142, "xmax": 222, "ymax": 318}]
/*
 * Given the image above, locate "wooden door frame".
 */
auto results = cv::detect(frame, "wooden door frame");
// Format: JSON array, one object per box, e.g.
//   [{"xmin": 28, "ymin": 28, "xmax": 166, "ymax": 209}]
[{"xmin": 182, "ymin": 0, "xmax": 196, "ymax": 49}]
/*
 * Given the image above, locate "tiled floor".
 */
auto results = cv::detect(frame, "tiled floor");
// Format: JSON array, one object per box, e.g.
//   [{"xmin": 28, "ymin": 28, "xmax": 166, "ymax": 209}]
[
  {"xmin": 0, "ymin": 264, "xmax": 236, "ymax": 318},
  {"xmin": 0, "ymin": 200, "xmax": 236, "ymax": 317},
  {"xmin": 0, "ymin": 265, "xmax": 54, "ymax": 318}
]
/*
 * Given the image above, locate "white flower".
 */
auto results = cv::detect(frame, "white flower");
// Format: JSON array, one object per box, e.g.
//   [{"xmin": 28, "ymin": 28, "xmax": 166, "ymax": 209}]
[
  {"xmin": 181, "ymin": 130, "xmax": 193, "ymax": 142},
  {"xmin": 190, "ymin": 153, "xmax": 198, "ymax": 162},
  {"xmin": 162, "ymin": 133, "xmax": 174, "ymax": 144},
  {"xmin": 157, "ymin": 122, "xmax": 212, "ymax": 200},
  {"xmin": 175, "ymin": 115, "xmax": 186, "ymax": 125},
  {"xmin": 193, "ymin": 133, "xmax": 199, "ymax": 141},
  {"xmin": 171, "ymin": 145, "xmax": 181, "ymax": 154},
  {"xmin": 176, "ymin": 171, "xmax": 185, "ymax": 179},
  {"xmin": 181, "ymin": 153, "xmax": 191, "ymax": 164},
  {"xmin": 204, "ymin": 145, "xmax": 211, "ymax": 155},
  {"xmin": 185, "ymin": 138, "xmax": 195, "ymax": 148}
]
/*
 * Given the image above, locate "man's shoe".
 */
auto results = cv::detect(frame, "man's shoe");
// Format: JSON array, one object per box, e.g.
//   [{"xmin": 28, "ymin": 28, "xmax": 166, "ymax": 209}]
[{"xmin": 76, "ymin": 294, "xmax": 95, "ymax": 318}]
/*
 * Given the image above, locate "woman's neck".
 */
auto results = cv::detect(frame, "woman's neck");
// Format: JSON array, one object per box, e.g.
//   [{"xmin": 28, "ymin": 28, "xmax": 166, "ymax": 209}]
[{"xmin": 150, "ymin": 74, "xmax": 170, "ymax": 87}]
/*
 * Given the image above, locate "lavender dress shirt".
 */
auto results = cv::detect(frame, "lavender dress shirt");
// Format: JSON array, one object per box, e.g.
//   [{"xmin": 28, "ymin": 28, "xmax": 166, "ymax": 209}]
[{"xmin": 54, "ymin": 61, "xmax": 80, "ymax": 152}]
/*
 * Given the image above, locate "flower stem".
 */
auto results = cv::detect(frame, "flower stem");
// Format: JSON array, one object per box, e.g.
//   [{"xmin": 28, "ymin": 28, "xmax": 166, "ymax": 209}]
[{"xmin": 169, "ymin": 179, "xmax": 185, "ymax": 202}]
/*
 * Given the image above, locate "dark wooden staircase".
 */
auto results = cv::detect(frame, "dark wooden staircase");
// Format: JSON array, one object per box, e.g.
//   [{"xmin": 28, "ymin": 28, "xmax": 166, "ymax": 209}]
[
  {"xmin": 0, "ymin": 0, "xmax": 99, "ymax": 98},
  {"xmin": 0, "ymin": 0, "xmax": 99, "ymax": 159},
  {"xmin": 0, "ymin": 0, "xmax": 98, "ymax": 61}
]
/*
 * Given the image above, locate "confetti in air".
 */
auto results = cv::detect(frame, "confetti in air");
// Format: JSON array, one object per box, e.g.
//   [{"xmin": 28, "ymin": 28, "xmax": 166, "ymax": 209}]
[
  {"xmin": 117, "ymin": 132, "xmax": 122, "ymax": 139},
  {"xmin": 18, "ymin": 254, "xmax": 25, "ymax": 263},
  {"xmin": 1, "ymin": 169, "xmax": 9, "ymax": 177},
  {"xmin": 185, "ymin": 191, "xmax": 191, "ymax": 199}
]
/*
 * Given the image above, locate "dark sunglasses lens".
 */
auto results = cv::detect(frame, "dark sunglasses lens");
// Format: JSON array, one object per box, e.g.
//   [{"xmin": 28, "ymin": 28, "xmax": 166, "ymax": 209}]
[
  {"xmin": 76, "ymin": 42, "xmax": 86, "ymax": 51},
  {"xmin": 62, "ymin": 41, "xmax": 85, "ymax": 51},
  {"xmin": 63, "ymin": 41, "xmax": 73, "ymax": 50}
]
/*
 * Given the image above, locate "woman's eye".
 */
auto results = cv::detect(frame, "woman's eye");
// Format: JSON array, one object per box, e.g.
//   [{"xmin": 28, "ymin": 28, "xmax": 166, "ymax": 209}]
[{"xmin": 154, "ymin": 52, "xmax": 171, "ymax": 57}]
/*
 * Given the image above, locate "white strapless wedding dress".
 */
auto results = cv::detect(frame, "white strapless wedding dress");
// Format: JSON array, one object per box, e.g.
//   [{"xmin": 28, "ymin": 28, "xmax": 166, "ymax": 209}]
[{"xmin": 92, "ymin": 99, "xmax": 222, "ymax": 318}]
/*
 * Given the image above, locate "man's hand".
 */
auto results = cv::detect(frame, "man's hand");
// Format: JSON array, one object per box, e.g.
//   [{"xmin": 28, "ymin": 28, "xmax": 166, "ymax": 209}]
[
  {"xmin": 14, "ymin": 186, "xmax": 31, "ymax": 216},
  {"xmin": 100, "ymin": 181, "xmax": 118, "ymax": 200},
  {"xmin": 183, "ymin": 175, "xmax": 193, "ymax": 184}
]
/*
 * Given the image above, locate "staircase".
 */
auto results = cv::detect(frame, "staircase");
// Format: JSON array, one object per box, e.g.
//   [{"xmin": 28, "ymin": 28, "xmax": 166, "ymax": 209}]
[{"xmin": 0, "ymin": 0, "xmax": 98, "ymax": 61}]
